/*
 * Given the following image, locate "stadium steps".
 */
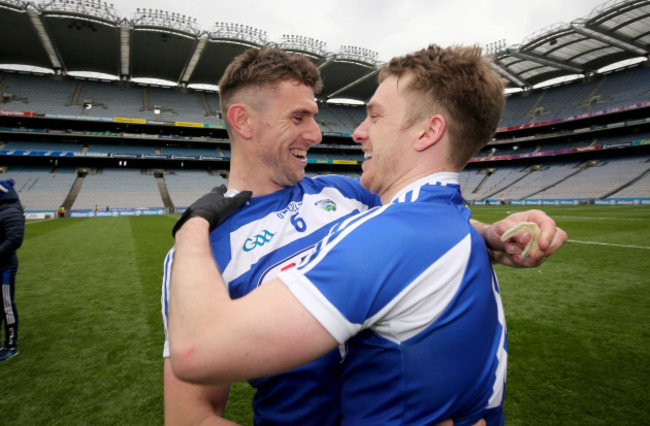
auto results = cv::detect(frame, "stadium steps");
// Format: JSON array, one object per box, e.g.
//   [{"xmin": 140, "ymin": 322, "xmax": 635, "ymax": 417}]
[
  {"xmin": 525, "ymin": 91, "xmax": 547, "ymax": 124},
  {"xmin": 471, "ymin": 169, "xmax": 493, "ymax": 194},
  {"xmin": 339, "ymin": 106, "xmax": 359, "ymax": 128},
  {"xmin": 484, "ymin": 169, "xmax": 535, "ymax": 200},
  {"xmin": 0, "ymin": 73, "xmax": 9, "ymax": 91},
  {"xmin": 199, "ymin": 93, "xmax": 213, "ymax": 116},
  {"xmin": 142, "ymin": 87, "xmax": 149, "ymax": 112},
  {"xmin": 155, "ymin": 171, "xmax": 174, "ymax": 211},
  {"xmin": 580, "ymin": 77, "xmax": 608, "ymax": 113},
  {"xmin": 61, "ymin": 172, "xmax": 86, "ymax": 212},
  {"xmin": 602, "ymin": 168, "xmax": 650, "ymax": 199},
  {"xmin": 69, "ymin": 81, "xmax": 83, "ymax": 107},
  {"xmin": 520, "ymin": 162, "xmax": 589, "ymax": 199}
]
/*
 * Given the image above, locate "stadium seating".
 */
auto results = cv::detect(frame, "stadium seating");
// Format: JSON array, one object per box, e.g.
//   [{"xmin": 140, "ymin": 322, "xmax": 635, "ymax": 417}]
[
  {"xmin": 474, "ymin": 161, "xmax": 582, "ymax": 200},
  {"xmin": 1, "ymin": 74, "xmax": 77, "ymax": 115},
  {"xmin": 5, "ymin": 167, "xmax": 77, "ymax": 211},
  {"xmin": 159, "ymin": 146, "xmax": 222, "ymax": 157},
  {"xmin": 531, "ymin": 157, "xmax": 649, "ymax": 199},
  {"xmin": 146, "ymin": 87, "xmax": 223, "ymax": 124},
  {"xmin": 610, "ymin": 171, "xmax": 650, "ymax": 198},
  {"xmin": 163, "ymin": 169, "xmax": 228, "ymax": 208},
  {"xmin": 1, "ymin": 64, "xmax": 649, "ymax": 210},
  {"xmin": 3, "ymin": 141, "xmax": 84, "ymax": 152},
  {"xmin": 72, "ymin": 168, "xmax": 163, "ymax": 209},
  {"xmin": 499, "ymin": 66, "xmax": 650, "ymax": 128},
  {"xmin": 462, "ymin": 165, "xmax": 530, "ymax": 201},
  {"xmin": 75, "ymin": 80, "xmax": 149, "ymax": 119},
  {"xmin": 85, "ymin": 144, "xmax": 157, "ymax": 155}
]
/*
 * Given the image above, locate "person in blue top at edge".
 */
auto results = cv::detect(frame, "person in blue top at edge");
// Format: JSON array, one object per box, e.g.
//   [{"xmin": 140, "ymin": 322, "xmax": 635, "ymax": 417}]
[{"xmin": 161, "ymin": 46, "xmax": 567, "ymax": 425}]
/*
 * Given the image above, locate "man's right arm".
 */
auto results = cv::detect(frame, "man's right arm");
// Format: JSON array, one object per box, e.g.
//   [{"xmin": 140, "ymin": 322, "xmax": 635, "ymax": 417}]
[
  {"xmin": 163, "ymin": 245, "xmax": 237, "ymax": 426},
  {"xmin": 164, "ymin": 358, "xmax": 237, "ymax": 425}
]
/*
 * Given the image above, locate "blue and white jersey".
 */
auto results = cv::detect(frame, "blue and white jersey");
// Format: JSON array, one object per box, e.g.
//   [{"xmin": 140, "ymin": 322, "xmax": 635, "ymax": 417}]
[
  {"xmin": 279, "ymin": 173, "xmax": 507, "ymax": 426},
  {"xmin": 162, "ymin": 174, "xmax": 379, "ymax": 425}
]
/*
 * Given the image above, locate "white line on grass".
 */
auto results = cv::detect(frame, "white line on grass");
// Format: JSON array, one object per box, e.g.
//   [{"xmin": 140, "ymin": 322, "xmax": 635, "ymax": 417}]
[
  {"xmin": 568, "ymin": 239, "xmax": 650, "ymax": 250},
  {"xmin": 26, "ymin": 218, "xmax": 57, "ymax": 225},
  {"xmin": 553, "ymin": 216, "xmax": 645, "ymax": 221}
]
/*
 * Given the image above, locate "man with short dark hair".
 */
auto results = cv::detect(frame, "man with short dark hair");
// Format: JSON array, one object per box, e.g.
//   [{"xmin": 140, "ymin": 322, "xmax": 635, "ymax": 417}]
[{"xmin": 162, "ymin": 46, "xmax": 567, "ymax": 425}]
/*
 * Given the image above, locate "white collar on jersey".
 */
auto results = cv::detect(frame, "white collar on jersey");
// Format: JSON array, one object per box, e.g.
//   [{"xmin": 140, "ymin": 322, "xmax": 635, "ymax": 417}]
[
  {"xmin": 390, "ymin": 172, "xmax": 460, "ymax": 204},
  {"xmin": 224, "ymin": 189, "xmax": 240, "ymax": 198}
]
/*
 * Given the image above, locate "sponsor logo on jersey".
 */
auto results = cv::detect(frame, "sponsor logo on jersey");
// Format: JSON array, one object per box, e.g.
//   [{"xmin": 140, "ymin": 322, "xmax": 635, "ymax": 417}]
[
  {"xmin": 276, "ymin": 201, "xmax": 303, "ymax": 219},
  {"xmin": 315, "ymin": 199, "xmax": 337, "ymax": 212},
  {"xmin": 243, "ymin": 229, "xmax": 276, "ymax": 252}
]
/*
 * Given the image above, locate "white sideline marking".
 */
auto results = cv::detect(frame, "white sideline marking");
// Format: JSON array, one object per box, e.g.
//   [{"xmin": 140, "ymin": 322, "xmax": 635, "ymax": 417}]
[
  {"xmin": 553, "ymin": 216, "xmax": 644, "ymax": 221},
  {"xmin": 26, "ymin": 218, "xmax": 56, "ymax": 225},
  {"xmin": 568, "ymin": 239, "xmax": 650, "ymax": 250}
]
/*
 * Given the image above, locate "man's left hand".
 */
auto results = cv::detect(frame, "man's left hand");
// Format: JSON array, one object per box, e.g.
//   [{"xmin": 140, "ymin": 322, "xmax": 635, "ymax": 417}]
[
  {"xmin": 482, "ymin": 209, "xmax": 567, "ymax": 268},
  {"xmin": 172, "ymin": 186, "xmax": 252, "ymax": 237}
]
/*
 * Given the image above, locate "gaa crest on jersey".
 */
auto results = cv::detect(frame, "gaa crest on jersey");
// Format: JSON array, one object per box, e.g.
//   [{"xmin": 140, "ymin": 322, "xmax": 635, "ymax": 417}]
[
  {"xmin": 315, "ymin": 199, "xmax": 337, "ymax": 212},
  {"xmin": 242, "ymin": 229, "xmax": 275, "ymax": 252}
]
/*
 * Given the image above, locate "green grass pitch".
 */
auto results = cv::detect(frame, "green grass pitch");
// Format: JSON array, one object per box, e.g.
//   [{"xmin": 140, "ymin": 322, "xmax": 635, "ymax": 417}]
[{"xmin": 0, "ymin": 206, "xmax": 648, "ymax": 424}]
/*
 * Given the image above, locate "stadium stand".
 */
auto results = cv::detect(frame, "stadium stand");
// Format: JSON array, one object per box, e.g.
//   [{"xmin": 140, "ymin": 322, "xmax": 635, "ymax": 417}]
[
  {"xmin": 72, "ymin": 168, "xmax": 163, "ymax": 210},
  {"xmin": 592, "ymin": 66, "xmax": 650, "ymax": 112},
  {"xmin": 6, "ymin": 167, "xmax": 77, "ymax": 211},
  {"xmin": 462, "ymin": 165, "xmax": 531, "ymax": 201},
  {"xmin": 159, "ymin": 146, "xmax": 222, "ymax": 157},
  {"xmin": 3, "ymin": 141, "xmax": 84, "ymax": 152},
  {"xmin": 317, "ymin": 105, "xmax": 362, "ymax": 133},
  {"xmin": 0, "ymin": 0, "xmax": 648, "ymax": 213},
  {"xmin": 77, "ymin": 80, "xmax": 151, "ymax": 120},
  {"xmin": 1, "ymin": 74, "xmax": 77, "ymax": 115},
  {"xmin": 531, "ymin": 156, "xmax": 650, "ymax": 200},
  {"xmin": 464, "ymin": 161, "xmax": 583, "ymax": 201},
  {"xmin": 610, "ymin": 168, "xmax": 650, "ymax": 198},
  {"xmin": 499, "ymin": 66, "xmax": 650, "ymax": 128},
  {"xmin": 164, "ymin": 169, "xmax": 228, "ymax": 208},
  {"xmin": 146, "ymin": 87, "xmax": 223, "ymax": 124},
  {"xmin": 85, "ymin": 144, "xmax": 157, "ymax": 155}
]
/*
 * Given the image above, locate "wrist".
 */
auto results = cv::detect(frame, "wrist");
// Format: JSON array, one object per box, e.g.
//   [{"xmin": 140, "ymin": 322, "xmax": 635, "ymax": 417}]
[{"xmin": 175, "ymin": 216, "xmax": 210, "ymax": 239}]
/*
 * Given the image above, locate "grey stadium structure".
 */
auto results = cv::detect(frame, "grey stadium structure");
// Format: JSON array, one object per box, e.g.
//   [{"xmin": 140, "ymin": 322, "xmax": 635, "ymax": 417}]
[{"xmin": 0, "ymin": 0, "xmax": 649, "ymax": 217}]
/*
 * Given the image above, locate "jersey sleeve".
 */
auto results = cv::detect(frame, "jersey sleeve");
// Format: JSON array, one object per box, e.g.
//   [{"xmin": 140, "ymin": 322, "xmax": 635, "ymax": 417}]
[{"xmin": 278, "ymin": 204, "xmax": 473, "ymax": 345}]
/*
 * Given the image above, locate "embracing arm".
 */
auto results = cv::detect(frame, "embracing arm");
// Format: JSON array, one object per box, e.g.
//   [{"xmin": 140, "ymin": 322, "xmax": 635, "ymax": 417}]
[
  {"xmin": 164, "ymin": 358, "xmax": 236, "ymax": 425},
  {"xmin": 471, "ymin": 209, "xmax": 567, "ymax": 268},
  {"xmin": 168, "ymin": 217, "xmax": 337, "ymax": 385}
]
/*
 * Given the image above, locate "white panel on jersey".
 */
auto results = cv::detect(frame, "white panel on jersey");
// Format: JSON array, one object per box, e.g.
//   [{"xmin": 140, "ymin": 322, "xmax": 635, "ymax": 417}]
[{"xmin": 222, "ymin": 187, "xmax": 368, "ymax": 285}]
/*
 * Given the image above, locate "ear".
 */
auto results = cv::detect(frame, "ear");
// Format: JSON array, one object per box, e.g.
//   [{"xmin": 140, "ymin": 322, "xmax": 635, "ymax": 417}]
[
  {"xmin": 226, "ymin": 104, "xmax": 255, "ymax": 139},
  {"xmin": 414, "ymin": 114, "xmax": 446, "ymax": 152}
]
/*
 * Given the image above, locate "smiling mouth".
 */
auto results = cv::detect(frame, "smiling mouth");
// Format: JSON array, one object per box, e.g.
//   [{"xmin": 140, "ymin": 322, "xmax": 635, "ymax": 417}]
[
  {"xmin": 291, "ymin": 149, "xmax": 307, "ymax": 160},
  {"xmin": 364, "ymin": 151, "xmax": 373, "ymax": 160}
]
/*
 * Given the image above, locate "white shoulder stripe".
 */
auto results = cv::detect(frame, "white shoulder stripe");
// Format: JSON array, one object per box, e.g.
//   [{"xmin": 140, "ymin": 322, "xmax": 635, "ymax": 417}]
[
  {"xmin": 296, "ymin": 203, "xmax": 390, "ymax": 276},
  {"xmin": 366, "ymin": 234, "xmax": 472, "ymax": 343}
]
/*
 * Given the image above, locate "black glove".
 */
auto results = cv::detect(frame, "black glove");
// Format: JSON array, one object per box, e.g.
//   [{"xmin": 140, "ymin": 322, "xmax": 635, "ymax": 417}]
[{"xmin": 172, "ymin": 185, "xmax": 252, "ymax": 237}]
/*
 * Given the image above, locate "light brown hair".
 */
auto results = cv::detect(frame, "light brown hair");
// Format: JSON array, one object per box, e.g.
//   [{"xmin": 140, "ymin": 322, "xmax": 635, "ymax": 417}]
[{"xmin": 379, "ymin": 44, "xmax": 505, "ymax": 168}]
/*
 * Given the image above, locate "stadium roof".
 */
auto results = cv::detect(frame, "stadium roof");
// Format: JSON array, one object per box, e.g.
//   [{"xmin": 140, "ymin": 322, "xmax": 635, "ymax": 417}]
[
  {"xmin": 489, "ymin": 0, "xmax": 650, "ymax": 89},
  {"xmin": 0, "ymin": 0, "xmax": 648, "ymax": 102}
]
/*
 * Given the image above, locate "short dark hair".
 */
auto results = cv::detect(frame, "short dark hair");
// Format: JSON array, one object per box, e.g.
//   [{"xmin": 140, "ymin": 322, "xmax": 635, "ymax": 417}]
[
  {"xmin": 219, "ymin": 47, "xmax": 322, "ymax": 121},
  {"xmin": 379, "ymin": 44, "xmax": 505, "ymax": 168}
]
